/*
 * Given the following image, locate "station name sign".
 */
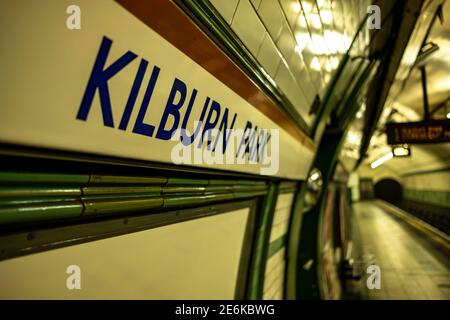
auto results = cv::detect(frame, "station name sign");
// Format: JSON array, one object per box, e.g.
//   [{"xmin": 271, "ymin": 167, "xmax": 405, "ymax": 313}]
[{"xmin": 386, "ymin": 120, "xmax": 450, "ymax": 144}]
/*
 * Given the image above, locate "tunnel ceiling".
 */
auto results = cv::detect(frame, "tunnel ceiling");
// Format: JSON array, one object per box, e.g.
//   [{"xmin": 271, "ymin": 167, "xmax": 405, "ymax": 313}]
[
  {"xmin": 396, "ymin": 0, "xmax": 450, "ymax": 119},
  {"xmin": 361, "ymin": 0, "xmax": 450, "ymax": 174}
]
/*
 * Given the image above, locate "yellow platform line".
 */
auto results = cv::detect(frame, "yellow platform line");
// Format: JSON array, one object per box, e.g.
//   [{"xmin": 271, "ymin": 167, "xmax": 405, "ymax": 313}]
[{"xmin": 374, "ymin": 200, "xmax": 450, "ymax": 251}]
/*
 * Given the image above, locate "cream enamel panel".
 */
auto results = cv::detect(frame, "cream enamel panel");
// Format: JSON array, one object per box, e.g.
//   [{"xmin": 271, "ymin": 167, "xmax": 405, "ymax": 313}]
[
  {"xmin": 0, "ymin": 208, "xmax": 249, "ymax": 299},
  {"xmin": 0, "ymin": 0, "xmax": 313, "ymax": 179},
  {"xmin": 263, "ymin": 248, "xmax": 285, "ymax": 300}
]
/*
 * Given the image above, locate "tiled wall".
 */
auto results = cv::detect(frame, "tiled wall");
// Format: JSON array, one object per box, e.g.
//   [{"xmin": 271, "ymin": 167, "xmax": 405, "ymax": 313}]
[
  {"xmin": 209, "ymin": 0, "xmax": 371, "ymax": 127},
  {"xmin": 263, "ymin": 191, "xmax": 295, "ymax": 300},
  {"xmin": 403, "ymin": 171, "xmax": 450, "ymax": 208}
]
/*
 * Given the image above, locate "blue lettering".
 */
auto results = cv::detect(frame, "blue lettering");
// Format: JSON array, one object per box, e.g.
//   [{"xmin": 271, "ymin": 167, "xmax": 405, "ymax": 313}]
[
  {"xmin": 119, "ymin": 59, "xmax": 148, "ymax": 130},
  {"xmin": 198, "ymin": 100, "xmax": 221, "ymax": 149},
  {"xmin": 237, "ymin": 121, "xmax": 252, "ymax": 158},
  {"xmin": 156, "ymin": 78, "xmax": 186, "ymax": 140},
  {"xmin": 132, "ymin": 65, "xmax": 161, "ymax": 137},
  {"xmin": 181, "ymin": 97, "xmax": 210, "ymax": 146},
  {"xmin": 76, "ymin": 36, "xmax": 137, "ymax": 127},
  {"xmin": 212, "ymin": 108, "xmax": 237, "ymax": 154}
]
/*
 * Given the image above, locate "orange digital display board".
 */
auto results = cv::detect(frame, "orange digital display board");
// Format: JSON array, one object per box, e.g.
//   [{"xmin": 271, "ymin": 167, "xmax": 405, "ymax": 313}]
[{"xmin": 386, "ymin": 120, "xmax": 450, "ymax": 144}]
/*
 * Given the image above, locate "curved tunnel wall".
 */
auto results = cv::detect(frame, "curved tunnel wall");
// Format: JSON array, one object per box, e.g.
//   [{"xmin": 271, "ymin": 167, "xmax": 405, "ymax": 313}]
[{"xmin": 402, "ymin": 170, "xmax": 450, "ymax": 209}]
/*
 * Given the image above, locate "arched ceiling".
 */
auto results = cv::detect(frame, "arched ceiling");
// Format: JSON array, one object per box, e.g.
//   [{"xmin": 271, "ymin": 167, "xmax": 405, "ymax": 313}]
[
  {"xmin": 396, "ymin": 0, "xmax": 450, "ymax": 119},
  {"xmin": 360, "ymin": 0, "xmax": 450, "ymax": 175}
]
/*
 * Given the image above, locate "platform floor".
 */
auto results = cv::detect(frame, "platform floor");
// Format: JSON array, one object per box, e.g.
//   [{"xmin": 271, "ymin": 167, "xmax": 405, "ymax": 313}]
[{"xmin": 352, "ymin": 200, "xmax": 450, "ymax": 300}]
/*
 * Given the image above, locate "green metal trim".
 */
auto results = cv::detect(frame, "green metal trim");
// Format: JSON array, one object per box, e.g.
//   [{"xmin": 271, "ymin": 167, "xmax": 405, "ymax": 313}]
[
  {"xmin": 403, "ymin": 188, "xmax": 450, "ymax": 208},
  {"xmin": 83, "ymin": 186, "xmax": 161, "ymax": 195},
  {"xmin": 0, "ymin": 186, "xmax": 81, "ymax": 198},
  {"xmin": 247, "ymin": 183, "xmax": 279, "ymax": 300},
  {"xmin": 0, "ymin": 169, "xmax": 268, "ymax": 226},
  {"xmin": 233, "ymin": 190, "xmax": 267, "ymax": 199},
  {"xmin": 338, "ymin": 60, "xmax": 379, "ymax": 130},
  {"xmin": 175, "ymin": 0, "xmax": 311, "ymax": 136},
  {"xmin": 402, "ymin": 166, "xmax": 450, "ymax": 177},
  {"xmin": 0, "ymin": 199, "xmax": 256, "ymax": 261},
  {"xmin": 285, "ymin": 185, "xmax": 306, "ymax": 300},
  {"xmin": 279, "ymin": 181, "xmax": 298, "ymax": 194},
  {"xmin": 166, "ymin": 177, "xmax": 208, "ymax": 185},
  {"xmin": 0, "ymin": 171, "xmax": 89, "ymax": 184},
  {"xmin": 163, "ymin": 193, "xmax": 233, "ymax": 207},
  {"xmin": 0, "ymin": 202, "xmax": 83, "ymax": 225},
  {"xmin": 89, "ymin": 175, "xmax": 167, "ymax": 184},
  {"xmin": 0, "ymin": 196, "xmax": 80, "ymax": 206},
  {"xmin": 311, "ymin": 12, "xmax": 371, "ymax": 143},
  {"xmin": 83, "ymin": 197, "xmax": 164, "ymax": 215},
  {"xmin": 162, "ymin": 186, "xmax": 206, "ymax": 194},
  {"xmin": 334, "ymin": 59, "xmax": 368, "ymax": 118},
  {"xmin": 267, "ymin": 234, "xmax": 287, "ymax": 258}
]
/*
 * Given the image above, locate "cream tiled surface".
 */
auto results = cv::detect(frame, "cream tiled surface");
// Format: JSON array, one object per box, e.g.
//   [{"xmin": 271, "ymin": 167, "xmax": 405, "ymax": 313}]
[
  {"xmin": 209, "ymin": 0, "xmax": 239, "ymax": 24},
  {"xmin": 250, "ymin": 0, "xmax": 262, "ymax": 10},
  {"xmin": 258, "ymin": 0, "xmax": 285, "ymax": 40},
  {"xmin": 257, "ymin": 33, "xmax": 282, "ymax": 78},
  {"xmin": 263, "ymin": 248, "xmax": 286, "ymax": 300},
  {"xmin": 276, "ymin": 20, "xmax": 297, "ymax": 62},
  {"xmin": 230, "ymin": 0, "xmax": 266, "ymax": 55},
  {"xmin": 210, "ymin": 0, "xmax": 371, "ymax": 127},
  {"xmin": 279, "ymin": 0, "xmax": 301, "ymax": 28},
  {"xmin": 274, "ymin": 59, "xmax": 293, "ymax": 96},
  {"xmin": 353, "ymin": 201, "xmax": 450, "ymax": 300},
  {"xmin": 262, "ymin": 192, "xmax": 296, "ymax": 300}
]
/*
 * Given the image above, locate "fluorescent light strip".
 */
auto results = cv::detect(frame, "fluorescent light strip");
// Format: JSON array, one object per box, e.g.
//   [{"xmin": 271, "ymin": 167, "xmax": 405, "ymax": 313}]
[{"xmin": 370, "ymin": 152, "xmax": 393, "ymax": 169}]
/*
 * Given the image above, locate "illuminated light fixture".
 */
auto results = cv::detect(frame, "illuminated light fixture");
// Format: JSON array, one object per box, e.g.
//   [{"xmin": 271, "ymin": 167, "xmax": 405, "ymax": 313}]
[
  {"xmin": 310, "ymin": 57, "xmax": 321, "ymax": 71},
  {"xmin": 311, "ymin": 34, "xmax": 328, "ymax": 55},
  {"xmin": 295, "ymin": 32, "xmax": 309, "ymax": 52},
  {"xmin": 392, "ymin": 144, "xmax": 411, "ymax": 157},
  {"xmin": 310, "ymin": 172, "xmax": 320, "ymax": 181},
  {"xmin": 370, "ymin": 152, "xmax": 393, "ymax": 169},
  {"xmin": 331, "ymin": 56, "xmax": 340, "ymax": 69},
  {"xmin": 310, "ymin": 13, "xmax": 322, "ymax": 29},
  {"xmin": 291, "ymin": 2, "xmax": 301, "ymax": 13},
  {"xmin": 320, "ymin": 10, "xmax": 333, "ymax": 24},
  {"xmin": 302, "ymin": 2, "xmax": 313, "ymax": 13},
  {"xmin": 447, "ymin": 112, "xmax": 450, "ymax": 119},
  {"xmin": 297, "ymin": 15, "xmax": 308, "ymax": 28}
]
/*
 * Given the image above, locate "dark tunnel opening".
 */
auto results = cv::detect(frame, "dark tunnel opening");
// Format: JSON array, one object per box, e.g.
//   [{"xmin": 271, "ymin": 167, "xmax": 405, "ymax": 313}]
[{"xmin": 374, "ymin": 178, "xmax": 403, "ymax": 203}]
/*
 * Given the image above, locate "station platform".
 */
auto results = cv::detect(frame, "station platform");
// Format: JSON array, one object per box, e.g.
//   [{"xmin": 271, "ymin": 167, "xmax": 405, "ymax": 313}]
[{"xmin": 352, "ymin": 200, "xmax": 450, "ymax": 300}]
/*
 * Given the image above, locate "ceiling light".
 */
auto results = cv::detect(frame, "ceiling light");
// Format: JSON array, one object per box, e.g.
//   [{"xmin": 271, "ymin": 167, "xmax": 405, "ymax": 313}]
[
  {"xmin": 392, "ymin": 145, "xmax": 411, "ymax": 157},
  {"xmin": 370, "ymin": 152, "xmax": 393, "ymax": 169}
]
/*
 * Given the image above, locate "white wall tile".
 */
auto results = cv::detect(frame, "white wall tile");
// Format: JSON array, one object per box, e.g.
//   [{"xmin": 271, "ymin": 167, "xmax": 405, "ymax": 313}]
[
  {"xmin": 288, "ymin": 82, "xmax": 312, "ymax": 124},
  {"xmin": 231, "ymin": 0, "xmax": 266, "ymax": 55},
  {"xmin": 273, "ymin": 206, "xmax": 291, "ymax": 225},
  {"xmin": 250, "ymin": 0, "xmax": 262, "ymax": 10},
  {"xmin": 257, "ymin": 32, "xmax": 282, "ymax": 78},
  {"xmin": 265, "ymin": 248, "xmax": 285, "ymax": 274},
  {"xmin": 274, "ymin": 59, "xmax": 292, "ymax": 96},
  {"xmin": 275, "ymin": 192, "xmax": 295, "ymax": 210},
  {"xmin": 257, "ymin": 0, "xmax": 285, "ymax": 40},
  {"xmin": 288, "ymin": 52, "xmax": 316, "ymax": 104},
  {"xmin": 209, "ymin": 0, "xmax": 239, "ymax": 24},
  {"xmin": 270, "ymin": 220, "xmax": 289, "ymax": 241},
  {"xmin": 279, "ymin": 0, "xmax": 301, "ymax": 28},
  {"xmin": 276, "ymin": 21, "xmax": 297, "ymax": 62}
]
